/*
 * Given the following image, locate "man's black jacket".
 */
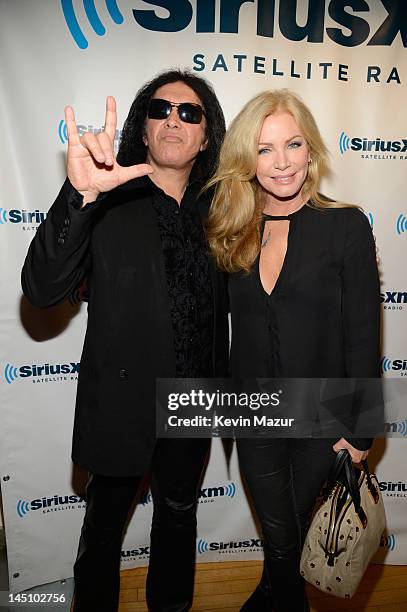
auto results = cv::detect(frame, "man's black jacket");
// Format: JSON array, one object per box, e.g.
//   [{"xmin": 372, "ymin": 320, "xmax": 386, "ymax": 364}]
[{"xmin": 21, "ymin": 178, "xmax": 229, "ymax": 476}]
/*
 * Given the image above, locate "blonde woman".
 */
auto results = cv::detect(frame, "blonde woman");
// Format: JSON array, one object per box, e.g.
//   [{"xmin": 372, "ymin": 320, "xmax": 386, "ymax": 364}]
[{"xmin": 207, "ymin": 90, "xmax": 380, "ymax": 612}]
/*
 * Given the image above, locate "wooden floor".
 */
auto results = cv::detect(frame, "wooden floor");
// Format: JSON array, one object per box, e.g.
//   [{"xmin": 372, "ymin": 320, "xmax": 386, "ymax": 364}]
[{"xmin": 118, "ymin": 561, "xmax": 407, "ymax": 611}]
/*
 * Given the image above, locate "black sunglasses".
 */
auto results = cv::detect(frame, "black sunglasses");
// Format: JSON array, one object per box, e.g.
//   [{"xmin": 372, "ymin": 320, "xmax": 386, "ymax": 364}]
[{"xmin": 147, "ymin": 98, "xmax": 205, "ymax": 124}]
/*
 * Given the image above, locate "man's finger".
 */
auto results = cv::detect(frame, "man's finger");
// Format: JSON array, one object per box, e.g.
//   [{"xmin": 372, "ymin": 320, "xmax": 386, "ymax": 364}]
[
  {"xmin": 96, "ymin": 131, "xmax": 115, "ymax": 166},
  {"xmin": 118, "ymin": 163, "xmax": 154, "ymax": 185},
  {"xmin": 80, "ymin": 132, "xmax": 106, "ymax": 164},
  {"xmin": 64, "ymin": 106, "xmax": 81, "ymax": 145},
  {"xmin": 104, "ymin": 96, "xmax": 117, "ymax": 142}
]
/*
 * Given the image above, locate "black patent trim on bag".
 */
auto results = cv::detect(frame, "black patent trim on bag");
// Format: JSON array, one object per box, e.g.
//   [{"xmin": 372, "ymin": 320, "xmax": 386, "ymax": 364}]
[
  {"xmin": 324, "ymin": 472, "xmax": 365, "ymax": 565},
  {"xmin": 324, "ymin": 449, "xmax": 365, "ymax": 509},
  {"xmin": 323, "ymin": 449, "xmax": 370, "ymax": 564}
]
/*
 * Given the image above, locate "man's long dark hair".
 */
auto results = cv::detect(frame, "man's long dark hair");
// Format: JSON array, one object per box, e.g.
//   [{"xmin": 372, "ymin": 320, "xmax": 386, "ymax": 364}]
[{"xmin": 116, "ymin": 69, "xmax": 225, "ymax": 182}]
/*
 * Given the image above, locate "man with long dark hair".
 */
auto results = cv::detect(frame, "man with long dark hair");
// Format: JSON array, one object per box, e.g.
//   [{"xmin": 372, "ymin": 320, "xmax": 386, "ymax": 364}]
[{"xmin": 22, "ymin": 70, "xmax": 228, "ymax": 611}]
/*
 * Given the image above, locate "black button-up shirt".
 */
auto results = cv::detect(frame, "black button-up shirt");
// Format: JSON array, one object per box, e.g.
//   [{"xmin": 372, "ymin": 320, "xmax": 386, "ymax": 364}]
[{"xmin": 150, "ymin": 179, "xmax": 213, "ymax": 377}]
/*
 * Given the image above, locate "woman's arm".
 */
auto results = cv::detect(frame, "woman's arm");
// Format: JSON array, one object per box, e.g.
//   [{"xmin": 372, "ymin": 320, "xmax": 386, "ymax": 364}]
[
  {"xmin": 342, "ymin": 208, "xmax": 381, "ymax": 378},
  {"xmin": 335, "ymin": 208, "xmax": 381, "ymax": 459}
]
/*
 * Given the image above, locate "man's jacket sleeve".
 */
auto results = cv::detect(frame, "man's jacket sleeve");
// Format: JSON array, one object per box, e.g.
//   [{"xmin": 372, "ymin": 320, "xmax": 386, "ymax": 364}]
[{"xmin": 21, "ymin": 179, "xmax": 102, "ymax": 308}]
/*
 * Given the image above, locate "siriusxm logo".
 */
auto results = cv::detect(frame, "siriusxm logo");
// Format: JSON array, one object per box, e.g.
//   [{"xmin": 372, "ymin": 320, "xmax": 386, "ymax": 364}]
[
  {"xmin": 339, "ymin": 132, "xmax": 407, "ymax": 155},
  {"xmin": 4, "ymin": 362, "xmax": 80, "ymax": 384},
  {"xmin": 380, "ymin": 480, "xmax": 407, "ymax": 495},
  {"xmin": 396, "ymin": 214, "xmax": 407, "ymax": 235},
  {"xmin": 121, "ymin": 546, "xmax": 150, "ymax": 559},
  {"xmin": 17, "ymin": 494, "xmax": 85, "ymax": 518},
  {"xmin": 381, "ymin": 290, "xmax": 407, "ymax": 311},
  {"xmin": 0, "ymin": 208, "xmax": 46, "ymax": 226},
  {"xmin": 198, "ymin": 537, "xmax": 263, "ymax": 554},
  {"xmin": 140, "ymin": 482, "xmax": 236, "ymax": 506},
  {"xmin": 61, "ymin": 0, "xmax": 405, "ymax": 50},
  {"xmin": 381, "ymin": 291, "xmax": 407, "ymax": 305},
  {"xmin": 384, "ymin": 420, "xmax": 407, "ymax": 437},
  {"xmin": 380, "ymin": 534, "xmax": 396, "ymax": 552},
  {"xmin": 380, "ymin": 357, "xmax": 407, "ymax": 376},
  {"xmin": 58, "ymin": 119, "xmax": 122, "ymax": 144},
  {"xmin": 199, "ymin": 482, "xmax": 236, "ymax": 502}
]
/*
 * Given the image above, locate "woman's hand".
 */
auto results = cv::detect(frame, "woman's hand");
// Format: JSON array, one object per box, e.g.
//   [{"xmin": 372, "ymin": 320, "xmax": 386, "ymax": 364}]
[
  {"xmin": 332, "ymin": 437, "xmax": 369, "ymax": 463},
  {"xmin": 65, "ymin": 96, "xmax": 153, "ymax": 205}
]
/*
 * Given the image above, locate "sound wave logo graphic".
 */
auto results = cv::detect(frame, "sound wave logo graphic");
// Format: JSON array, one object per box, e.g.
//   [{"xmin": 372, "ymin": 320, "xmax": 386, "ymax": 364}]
[
  {"xmin": 225, "ymin": 482, "xmax": 236, "ymax": 498},
  {"xmin": 339, "ymin": 131, "xmax": 351, "ymax": 155},
  {"xmin": 4, "ymin": 364, "xmax": 19, "ymax": 385},
  {"xmin": 140, "ymin": 492, "xmax": 152, "ymax": 506},
  {"xmin": 385, "ymin": 420, "xmax": 407, "ymax": 437},
  {"xmin": 381, "ymin": 356, "xmax": 392, "ymax": 374},
  {"xmin": 61, "ymin": 0, "xmax": 124, "ymax": 49},
  {"xmin": 381, "ymin": 534, "xmax": 396, "ymax": 551},
  {"xmin": 197, "ymin": 539, "xmax": 210, "ymax": 554},
  {"xmin": 396, "ymin": 214, "xmax": 407, "ymax": 235},
  {"xmin": 366, "ymin": 212, "xmax": 374, "ymax": 228},
  {"xmin": 58, "ymin": 120, "xmax": 68, "ymax": 144},
  {"xmin": 397, "ymin": 420, "xmax": 407, "ymax": 436},
  {"xmin": 0, "ymin": 208, "xmax": 8, "ymax": 224},
  {"xmin": 17, "ymin": 500, "xmax": 30, "ymax": 518}
]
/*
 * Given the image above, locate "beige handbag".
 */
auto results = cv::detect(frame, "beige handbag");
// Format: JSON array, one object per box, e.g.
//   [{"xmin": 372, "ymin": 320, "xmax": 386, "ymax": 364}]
[{"xmin": 300, "ymin": 449, "xmax": 386, "ymax": 598}]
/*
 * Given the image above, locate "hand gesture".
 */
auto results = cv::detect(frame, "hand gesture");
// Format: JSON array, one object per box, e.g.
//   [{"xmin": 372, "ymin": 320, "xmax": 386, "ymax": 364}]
[
  {"xmin": 332, "ymin": 437, "xmax": 369, "ymax": 464},
  {"xmin": 64, "ymin": 96, "xmax": 152, "ymax": 204}
]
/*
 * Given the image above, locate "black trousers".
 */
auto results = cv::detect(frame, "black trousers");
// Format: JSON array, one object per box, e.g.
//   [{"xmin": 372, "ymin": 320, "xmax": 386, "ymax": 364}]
[
  {"xmin": 73, "ymin": 438, "xmax": 210, "ymax": 612},
  {"xmin": 237, "ymin": 438, "xmax": 337, "ymax": 612}
]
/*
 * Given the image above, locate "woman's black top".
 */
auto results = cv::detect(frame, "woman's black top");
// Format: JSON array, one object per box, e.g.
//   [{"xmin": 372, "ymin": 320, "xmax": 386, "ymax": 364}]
[{"xmin": 229, "ymin": 204, "xmax": 380, "ymax": 380}]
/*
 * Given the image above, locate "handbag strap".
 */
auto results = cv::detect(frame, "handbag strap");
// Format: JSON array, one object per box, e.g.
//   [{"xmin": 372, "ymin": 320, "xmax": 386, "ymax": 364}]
[
  {"xmin": 362, "ymin": 458, "xmax": 380, "ymax": 502},
  {"xmin": 343, "ymin": 451, "xmax": 361, "ymax": 510},
  {"xmin": 324, "ymin": 450, "xmax": 379, "ymax": 531},
  {"xmin": 325, "ymin": 448, "xmax": 348, "ymax": 491},
  {"xmin": 324, "ymin": 449, "xmax": 364, "ymax": 511},
  {"xmin": 324, "ymin": 449, "xmax": 349, "ymax": 495}
]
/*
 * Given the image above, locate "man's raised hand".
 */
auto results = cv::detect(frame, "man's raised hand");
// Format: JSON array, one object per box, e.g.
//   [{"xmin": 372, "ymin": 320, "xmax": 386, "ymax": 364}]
[{"xmin": 64, "ymin": 96, "xmax": 153, "ymax": 205}]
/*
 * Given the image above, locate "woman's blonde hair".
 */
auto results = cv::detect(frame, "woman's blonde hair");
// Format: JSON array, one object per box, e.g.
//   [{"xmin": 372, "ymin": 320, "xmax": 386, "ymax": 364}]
[{"xmin": 206, "ymin": 89, "xmax": 349, "ymax": 273}]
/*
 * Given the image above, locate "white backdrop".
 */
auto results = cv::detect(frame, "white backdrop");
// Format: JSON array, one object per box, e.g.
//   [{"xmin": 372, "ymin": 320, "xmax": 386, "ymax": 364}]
[{"xmin": 0, "ymin": 0, "xmax": 406, "ymax": 594}]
